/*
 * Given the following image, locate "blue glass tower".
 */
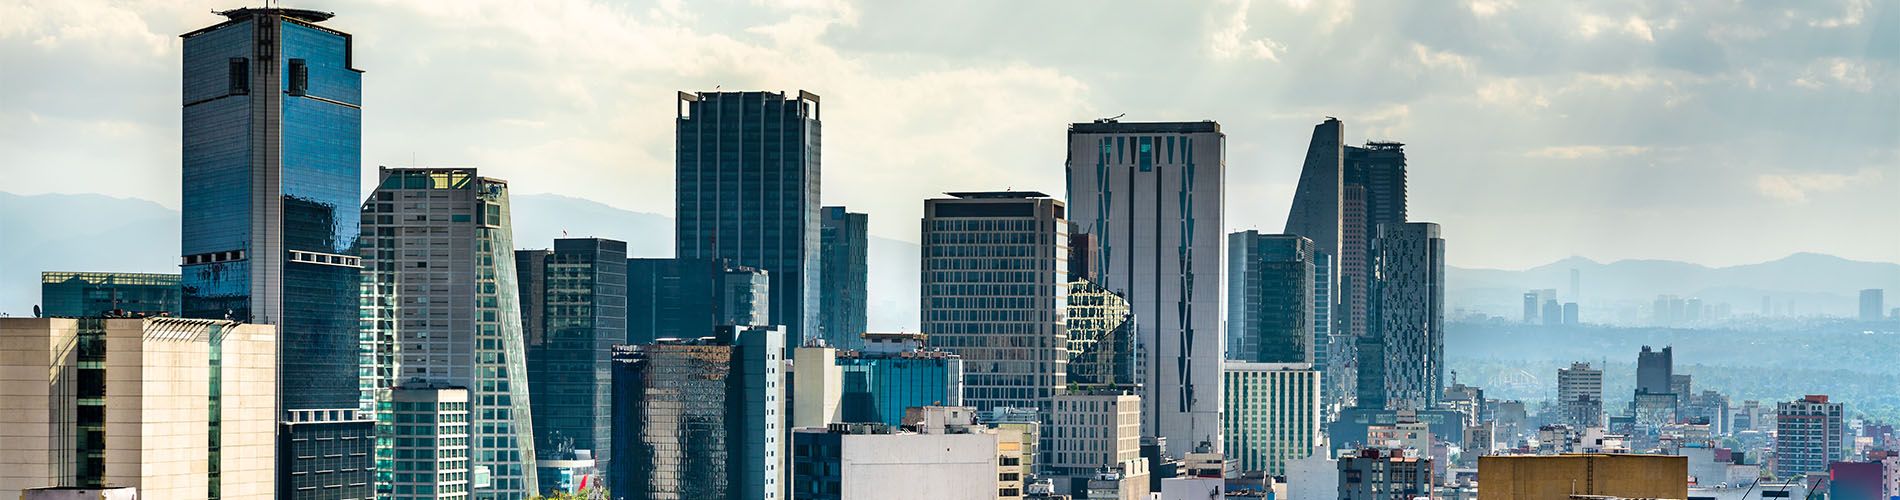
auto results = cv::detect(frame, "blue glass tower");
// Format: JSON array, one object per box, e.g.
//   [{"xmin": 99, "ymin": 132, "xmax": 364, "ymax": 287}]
[
  {"xmin": 520, "ymin": 238, "xmax": 628, "ymax": 495},
  {"xmin": 179, "ymin": 8, "xmax": 371, "ymax": 499}
]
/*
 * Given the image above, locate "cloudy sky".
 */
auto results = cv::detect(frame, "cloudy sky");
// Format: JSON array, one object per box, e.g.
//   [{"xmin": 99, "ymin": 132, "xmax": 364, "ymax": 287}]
[{"xmin": 2, "ymin": 0, "xmax": 1895, "ymax": 269}]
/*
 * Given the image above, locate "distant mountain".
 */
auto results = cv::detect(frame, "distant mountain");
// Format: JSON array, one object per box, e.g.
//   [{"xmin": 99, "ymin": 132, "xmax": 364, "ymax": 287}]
[
  {"xmin": 1448, "ymin": 253, "xmax": 1900, "ymax": 317},
  {"xmin": 0, "ymin": 192, "xmax": 923, "ymax": 329}
]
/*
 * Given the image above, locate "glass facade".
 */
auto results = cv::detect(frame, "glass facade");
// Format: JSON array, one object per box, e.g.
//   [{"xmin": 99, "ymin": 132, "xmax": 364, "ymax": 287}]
[
  {"xmin": 627, "ymin": 258, "xmax": 769, "ymax": 344},
  {"xmin": 1226, "ymin": 232, "xmax": 1317, "ymax": 364},
  {"xmin": 359, "ymin": 168, "xmax": 539, "ymax": 497},
  {"xmin": 676, "ymin": 91, "xmax": 822, "ymax": 347},
  {"xmin": 818, "ymin": 207, "xmax": 868, "ymax": 349},
  {"xmin": 1366, "ymin": 222, "xmax": 1444, "ymax": 411},
  {"xmin": 836, "ymin": 354, "xmax": 964, "ymax": 427},
  {"xmin": 610, "ymin": 325, "xmax": 786, "ymax": 500},
  {"xmin": 40, "ymin": 272, "xmax": 182, "ymax": 318},
  {"xmin": 1221, "ymin": 363, "xmax": 1321, "ymax": 476},
  {"xmin": 1064, "ymin": 280, "xmax": 1136, "ymax": 389},
  {"xmin": 388, "ymin": 385, "xmax": 473, "ymax": 499},
  {"xmin": 521, "ymin": 238, "xmax": 627, "ymax": 495}
]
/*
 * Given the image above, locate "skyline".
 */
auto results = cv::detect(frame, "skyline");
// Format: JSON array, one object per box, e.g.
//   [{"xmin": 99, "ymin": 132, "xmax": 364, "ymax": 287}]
[{"xmin": 0, "ymin": 0, "xmax": 1894, "ymax": 270}]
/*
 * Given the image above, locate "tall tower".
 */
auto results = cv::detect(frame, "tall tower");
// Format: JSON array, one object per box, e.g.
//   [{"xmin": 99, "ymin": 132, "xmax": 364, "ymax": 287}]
[
  {"xmin": 177, "ymin": 8, "xmax": 372, "ymax": 498},
  {"xmin": 519, "ymin": 238, "xmax": 628, "ymax": 492},
  {"xmin": 1065, "ymin": 120, "xmax": 1225, "ymax": 456},
  {"xmin": 1227, "ymin": 231, "xmax": 1317, "ymax": 364},
  {"xmin": 675, "ymin": 91, "xmax": 822, "ymax": 346},
  {"xmin": 360, "ymin": 168, "xmax": 539, "ymax": 497},
  {"xmin": 819, "ymin": 207, "xmax": 869, "ymax": 348},
  {"xmin": 1363, "ymin": 222, "xmax": 1445, "ymax": 411},
  {"xmin": 921, "ymin": 191, "xmax": 1070, "ymax": 414}
]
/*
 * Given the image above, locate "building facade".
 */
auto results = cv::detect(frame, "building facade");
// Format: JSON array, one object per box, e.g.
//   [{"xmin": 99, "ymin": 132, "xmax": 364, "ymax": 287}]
[
  {"xmin": 1557, "ymin": 362, "xmax": 1604, "ymax": 429},
  {"xmin": 675, "ymin": 90, "xmax": 822, "ymax": 345},
  {"xmin": 0, "ymin": 317, "xmax": 275, "ymax": 500},
  {"xmin": 1337, "ymin": 448, "xmax": 1432, "ymax": 500},
  {"xmin": 386, "ymin": 383, "xmax": 472, "ymax": 499},
  {"xmin": 1477, "ymin": 454, "xmax": 1687, "ymax": 500},
  {"xmin": 1065, "ymin": 120, "xmax": 1226, "ymax": 457},
  {"xmin": 39, "ymin": 272, "xmax": 181, "ymax": 318},
  {"xmin": 359, "ymin": 167, "xmax": 539, "ymax": 497},
  {"xmin": 1226, "ymin": 232, "xmax": 1316, "ymax": 364},
  {"xmin": 1862, "ymin": 289, "xmax": 1886, "ymax": 321},
  {"xmin": 1774, "ymin": 395, "xmax": 1845, "ymax": 478},
  {"xmin": 819, "ymin": 207, "xmax": 869, "ymax": 349},
  {"xmin": 610, "ymin": 325, "xmax": 786, "ymax": 500},
  {"xmin": 1221, "ymin": 363, "xmax": 1322, "ymax": 476},
  {"xmin": 1362, "ymin": 222, "xmax": 1444, "ymax": 411},
  {"xmin": 790, "ymin": 421, "xmax": 1007, "ymax": 500},
  {"xmin": 626, "ymin": 258, "xmax": 770, "ymax": 345},
  {"xmin": 1066, "ymin": 280, "xmax": 1137, "ymax": 389},
  {"xmin": 519, "ymin": 238, "xmax": 628, "ymax": 493},
  {"xmin": 921, "ymin": 192, "xmax": 1070, "ymax": 414}
]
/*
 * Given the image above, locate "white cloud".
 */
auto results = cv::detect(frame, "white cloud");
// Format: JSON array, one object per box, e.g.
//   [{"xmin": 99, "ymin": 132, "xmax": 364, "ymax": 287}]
[
  {"xmin": 1206, "ymin": 0, "xmax": 1287, "ymax": 62},
  {"xmin": 1465, "ymin": 0, "xmax": 1515, "ymax": 19},
  {"xmin": 1576, "ymin": 13, "xmax": 1655, "ymax": 42},
  {"xmin": 1755, "ymin": 169, "xmax": 1884, "ymax": 203},
  {"xmin": 1793, "ymin": 57, "xmax": 1875, "ymax": 92},
  {"xmin": 1809, "ymin": 0, "xmax": 1868, "ymax": 28},
  {"xmin": 1525, "ymin": 145, "xmax": 1650, "ymax": 160}
]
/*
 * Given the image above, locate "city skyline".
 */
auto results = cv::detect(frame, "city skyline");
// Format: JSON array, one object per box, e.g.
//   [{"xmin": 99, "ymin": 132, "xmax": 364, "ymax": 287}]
[{"xmin": 5, "ymin": 1, "xmax": 1897, "ymax": 270}]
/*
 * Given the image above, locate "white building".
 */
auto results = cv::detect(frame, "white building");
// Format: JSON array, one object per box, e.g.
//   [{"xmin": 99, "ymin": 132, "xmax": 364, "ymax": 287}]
[
  {"xmin": 1221, "ymin": 362, "xmax": 1322, "ymax": 476},
  {"xmin": 793, "ymin": 408, "xmax": 1014, "ymax": 500},
  {"xmin": 1284, "ymin": 444, "xmax": 1338, "ymax": 500}
]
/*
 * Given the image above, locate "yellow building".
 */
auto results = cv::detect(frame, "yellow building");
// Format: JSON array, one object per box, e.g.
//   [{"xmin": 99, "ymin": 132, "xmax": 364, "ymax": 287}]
[{"xmin": 1478, "ymin": 454, "xmax": 1687, "ymax": 500}]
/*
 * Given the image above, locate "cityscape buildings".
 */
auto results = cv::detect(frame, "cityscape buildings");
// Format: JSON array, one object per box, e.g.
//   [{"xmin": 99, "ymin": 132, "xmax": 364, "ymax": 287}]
[
  {"xmin": 675, "ymin": 90, "xmax": 822, "ymax": 346},
  {"xmin": 819, "ymin": 207, "xmax": 869, "ymax": 349},
  {"xmin": 1065, "ymin": 119, "xmax": 1226, "ymax": 456},
  {"xmin": 1774, "ymin": 394, "xmax": 1845, "ymax": 478},
  {"xmin": 625, "ymin": 257, "xmax": 770, "ymax": 344},
  {"xmin": 921, "ymin": 192, "xmax": 1070, "ymax": 414},
  {"xmin": 1557, "ymin": 362, "xmax": 1604, "ymax": 428},
  {"xmin": 1361, "ymin": 222, "xmax": 1445, "ymax": 411},
  {"xmin": 1220, "ymin": 362, "xmax": 1322, "ymax": 475},
  {"xmin": 358, "ymin": 167, "xmax": 539, "ymax": 497},
  {"xmin": 610, "ymin": 325, "xmax": 786, "ymax": 500},
  {"xmin": 1226, "ymin": 231, "xmax": 1317, "ymax": 364},
  {"xmin": 39, "ymin": 272, "xmax": 181, "ymax": 318},
  {"xmin": 177, "ymin": 8, "xmax": 373, "ymax": 495},
  {"xmin": 518, "ymin": 238, "xmax": 628, "ymax": 493}
]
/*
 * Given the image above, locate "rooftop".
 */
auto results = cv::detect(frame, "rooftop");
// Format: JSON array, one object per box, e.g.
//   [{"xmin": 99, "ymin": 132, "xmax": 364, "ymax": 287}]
[
  {"xmin": 945, "ymin": 191, "xmax": 1050, "ymax": 199},
  {"xmin": 218, "ymin": 7, "xmax": 335, "ymax": 22},
  {"xmin": 1068, "ymin": 120, "xmax": 1220, "ymax": 134}
]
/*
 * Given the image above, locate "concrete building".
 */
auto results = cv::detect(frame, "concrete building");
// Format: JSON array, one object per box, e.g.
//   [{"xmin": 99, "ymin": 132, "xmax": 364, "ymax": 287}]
[
  {"xmin": 675, "ymin": 90, "xmax": 821, "ymax": 345},
  {"xmin": 1066, "ymin": 119, "xmax": 1226, "ymax": 457},
  {"xmin": 358, "ymin": 167, "xmax": 538, "ymax": 497},
  {"xmin": 1227, "ymin": 232, "xmax": 1316, "ymax": 364},
  {"xmin": 610, "ymin": 325, "xmax": 785, "ymax": 500},
  {"xmin": 386, "ymin": 383, "xmax": 472, "ymax": 499},
  {"xmin": 1557, "ymin": 362, "xmax": 1604, "ymax": 429},
  {"xmin": 921, "ymin": 192, "xmax": 1070, "ymax": 415},
  {"xmin": 1220, "ymin": 362, "xmax": 1322, "ymax": 476},
  {"xmin": 1362, "ymin": 222, "xmax": 1445, "ymax": 411},
  {"xmin": 1046, "ymin": 391, "xmax": 1145, "ymax": 489},
  {"xmin": 517, "ymin": 238, "xmax": 627, "ymax": 493},
  {"xmin": 1337, "ymin": 448, "xmax": 1432, "ymax": 500},
  {"xmin": 1285, "ymin": 445, "xmax": 1338, "ymax": 500},
  {"xmin": 1862, "ymin": 289, "xmax": 1886, "ymax": 321},
  {"xmin": 1477, "ymin": 454, "xmax": 1688, "ymax": 500},
  {"xmin": 819, "ymin": 207, "xmax": 869, "ymax": 349},
  {"xmin": 790, "ymin": 415, "xmax": 1014, "ymax": 500},
  {"xmin": 1774, "ymin": 394, "xmax": 1845, "ymax": 478},
  {"xmin": 626, "ymin": 257, "xmax": 770, "ymax": 345},
  {"xmin": 39, "ymin": 272, "xmax": 181, "ymax": 318},
  {"xmin": 0, "ymin": 317, "xmax": 275, "ymax": 499}
]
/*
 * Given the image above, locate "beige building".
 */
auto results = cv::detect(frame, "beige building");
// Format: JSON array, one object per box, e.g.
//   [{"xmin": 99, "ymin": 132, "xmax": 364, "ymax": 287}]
[
  {"xmin": 0, "ymin": 317, "xmax": 275, "ymax": 499},
  {"xmin": 1047, "ymin": 391, "xmax": 1149, "ymax": 499}
]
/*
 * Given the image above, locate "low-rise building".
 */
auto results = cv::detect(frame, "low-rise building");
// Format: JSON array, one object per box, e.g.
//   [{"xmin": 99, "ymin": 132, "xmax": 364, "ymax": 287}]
[
  {"xmin": 791, "ymin": 407, "xmax": 1017, "ymax": 500},
  {"xmin": 1476, "ymin": 454, "xmax": 1687, "ymax": 500},
  {"xmin": 1338, "ymin": 448, "xmax": 1432, "ymax": 500}
]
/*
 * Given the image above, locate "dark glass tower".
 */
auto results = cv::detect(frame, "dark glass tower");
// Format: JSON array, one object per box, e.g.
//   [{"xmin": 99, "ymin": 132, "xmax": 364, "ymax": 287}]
[
  {"xmin": 675, "ymin": 90, "xmax": 821, "ymax": 346},
  {"xmin": 818, "ymin": 206, "xmax": 868, "ymax": 349},
  {"xmin": 1226, "ymin": 231, "xmax": 1316, "ymax": 364},
  {"xmin": 520, "ymin": 239, "xmax": 628, "ymax": 494},
  {"xmin": 178, "ymin": 8, "xmax": 371, "ymax": 499},
  {"xmin": 1362, "ymin": 222, "xmax": 1444, "ymax": 411},
  {"xmin": 40, "ymin": 272, "xmax": 182, "ymax": 318},
  {"xmin": 610, "ymin": 325, "xmax": 786, "ymax": 500},
  {"xmin": 626, "ymin": 258, "xmax": 770, "ymax": 345}
]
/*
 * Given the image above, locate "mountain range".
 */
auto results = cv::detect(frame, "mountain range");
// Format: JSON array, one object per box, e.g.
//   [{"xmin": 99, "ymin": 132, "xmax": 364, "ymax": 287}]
[{"xmin": 4, "ymin": 191, "xmax": 1894, "ymax": 325}]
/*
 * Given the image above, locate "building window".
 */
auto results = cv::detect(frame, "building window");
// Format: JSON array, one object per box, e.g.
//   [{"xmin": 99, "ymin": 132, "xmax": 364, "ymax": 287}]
[
  {"xmin": 288, "ymin": 58, "xmax": 308, "ymax": 96},
  {"xmin": 228, "ymin": 58, "xmax": 248, "ymax": 95}
]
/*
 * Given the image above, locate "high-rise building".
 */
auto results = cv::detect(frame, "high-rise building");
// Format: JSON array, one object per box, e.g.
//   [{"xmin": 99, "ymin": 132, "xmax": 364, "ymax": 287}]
[
  {"xmin": 518, "ymin": 238, "xmax": 628, "ymax": 493},
  {"xmin": 626, "ymin": 258, "xmax": 770, "ymax": 344},
  {"xmin": 675, "ymin": 90, "xmax": 822, "ymax": 346},
  {"xmin": 610, "ymin": 325, "xmax": 786, "ymax": 500},
  {"xmin": 1336, "ymin": 448, "xmax": 1432, "ymax": 500},
  {"xmin": 1636, "ymin": 345, "xmax": 1674, "ymax": 395},
  {"xmin": 1285, "ymin": 119, "xmax": 1345, "ymax": 332},
  {"xmin": 1521, "ymin": 292, "xmax": 1540, "ymax": 324},
  {"xmin": 1066, "ymin": 280, "xmax": 1138, "ymax": 389},
  {"xmin": 1540, "ymin": 300, "xmax": 1562, "ymax": 327},
  {"xmin": 791, "ymin": 333, "xmax": 966, "ymax": 428},
  {"xmin": 177, "ymin": 8, "xmax": 370, "ymax": 495},
  {"xmin": 1314, "ymin": 250, "xmax": 1346, "ymax": 413},
  {"xmin": 819, "ymin": 207, "xmax": 869, "ymax": 349},
  {"xmin": 1360, "ymin": 222, "xmax": 1444, "ymax": 411},
  {"xmin": 1862, "ymin": 289, "xmax": 1886, "ymax": 321},
  {"xmin": 0, "ymin": 317, "xmax": 276, "ymax": 499},
  {"xmin": 1221, "ymin": 363, "xmax": 1322, "ymax": 476},
  {"xmin": 1562, "ymin": 302, "xmax": 1579, "ymax": 325},
  {"xmin": 1556, "ymin": 362, "xmax": 1604, "ymax": 429},
  {"xmin": 1774, "ymin": 395, "xmax": 1845, "ymax": 478},
  {"xmin": 921, "ymin": 192, "xmax": 1069, "ymax": 414},
  {"xmin": 385, "ymin": 383, "xmax": 472, "ymax": 500},
  {"xmin": 39, "ymin": 272, "xmax": 181, "ymax": 318},
  {"xmin": 359, "ymin": 167, "xmax": 539, "ymax": 496},
  {"xmin": 1227, "ymin": 232, "xmax": 1316, "ymax": 364},
  {"xmin": 1066, "ymin": 120, "xmax": 1225, "ymax": 456}
]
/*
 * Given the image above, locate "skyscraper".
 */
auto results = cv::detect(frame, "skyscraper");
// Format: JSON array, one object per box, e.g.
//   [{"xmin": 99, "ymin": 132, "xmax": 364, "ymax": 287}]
[
  {"xmin": 1227, "ymin": 231, "xmax": 1317, "ymax": 364},
  {"xmin": 1361, "ymin": 222, "xmax": 1444, "ymax": 411},
  {"xmin": 1636, "ymin": 345, "xmax": 1673, "ymax": 395},
  {"xmin": 921, "ymin": 191, "xmax": 1069, "ymax": 414},
  {"xmin": 1066, "ymin": 120, "xmax": 1226, "ymax": 456},
  {"xmin": 611, "ymin": 325, "xmax": 786, "ymax": 500},
  {"xmin": 1556, "ymin": 362, "xmax": 1604, "ymax": 428},
  {"xmin": 819, "ymin": 207, "xmax": 869, "ymax": 349},
  {"xmin": 39, "ymin": 272, "xmax": 181, "ymax": 318},
  {"xmin": 675, "ymin": 90, "xmax": 821, "ymax": 346},
  {"xmin": 1774, "ymin": 395, "xmax": 1845, "ymax": 478},
  {"xmin": 519, "ymin": 239, "xmax": 628, "ymax": 494},
  {"xmin": 1861, "ymin": 289, "xmax": 1885, "ymax": 321},
  {"xmin": 360, "ymin": 167, "xmax": 538, "ymax": 496},
  {"xmin": 626, "ymin": 258, "xmax": 770, "ymax": 344},
  {"xmin": 177, "ymin": 8, "xmax": 371, "ymax": 497}
]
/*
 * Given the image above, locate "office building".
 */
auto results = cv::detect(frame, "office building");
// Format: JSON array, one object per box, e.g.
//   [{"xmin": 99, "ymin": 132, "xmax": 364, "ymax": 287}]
[
  {"xmin": 1774, "ymin": 395, "xmax": 1845, "ymax": 478},
  {"xmin": 1637, "ymin": 345, "xmax": 1672, "ymax": 394},
  {"xmin": 819, "ymin": 207, "xmax": 869, "ymax": 349},
  {"xmin": 359, "ymin": 167, "xmax": 539, "ymax": 496},
  {"xmin": 1226, "ymin": 232, "xmax": 1316, "ymax": 364},
  {"xmin": 1066, "ymin": 280, "xmax": 1137, "ymax": 389},
  {"xmin": 1337, "ymin": 448, "xmax": 1431, "ymax": 500},
  {"xmin": 39, "ymin": 272, "xmax": 181, "ymax": 318},
  {"xmin": 1557, "ymin": 362, "xmax": 1604, "ymax": 428},
  {"xmin": 1314, "ymin": 250, "xmax": 1348, "ymax": 413},
  {"xmin": 1361, "ymin": 222, "xmax": 1444, "ymax": 411},
  {"xmin": 177, "ymin": 8, "xmax": 370, "ymax": 495},
  {"xmin": 1540, "ymin": 300, "xmax": 1561, "ymax": 326},
  {"xmin": 0, "ymin": 317, "xmax": 275, "ymax": 499},
  {"xmin": 676, "ymin": 90, "xmax": 821, "ymax": 345},
  {"xmin": 1066, "ymin": 120, "xmax": 1225, "ymax": 456},
  {"xmin": 1562, "ymin": 302, "xmax": 1579, "ymax": 325},
  {"xmin": 921, "ymin": 192, "xmax": 1070, "ymax": 414},
  {"xmin": 1220, "ymin": 363, "xmax": 1322, "ymax": 475},
  {"xmin": 1285, "ymin": 119, "xmax": 1348, "ymax": 337},
  {"xmin": 386, "ymin": 383, "xmax": 472, "ymax": 500},
  {"xmin": 791, "ymin": 414, "xmax": 1016, "ymax": 500},
  {"xmin": 1046, "ymin": 392, "xmax": 1149, "ymax": 499},
  {"xmin": 518, "ymin": 238, "xmax": 628, "ymax": 493},
  {"xmin": 626, "ymin": 258, "xmax": 769, "ymax": 345},
  {"xmin": 611, "ymin": 325, "xmax": 786, "ymax": 500},
  {"xmin": 792, "ymin": 333, "xmax": 965, "ymax": 428},
  {"xmin": 1477, "ymin": 454, "xmax": 1687, "ymax": 500},
  {"xmin": 1863, "ymin": 289, "xmax": 1886, "ymax": 321},
  {"xmin": 1521, "ymin": 292, "xmax": 1539, "ymax": 324}
]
